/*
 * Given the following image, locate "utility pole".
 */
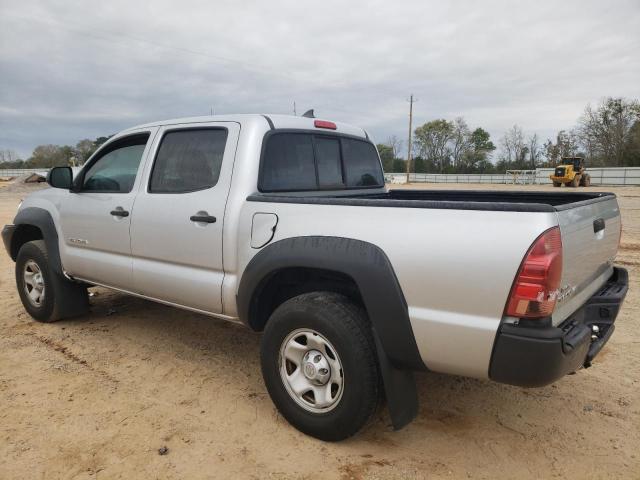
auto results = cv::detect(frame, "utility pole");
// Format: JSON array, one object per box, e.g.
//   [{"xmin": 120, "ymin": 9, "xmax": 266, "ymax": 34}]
[
  {"xmin": 293, "ymin": 101, "xmax": 297, "ymax": 116},
  {"xmin": 406, "ymin": 94, "xmax": 415, "ymax": 184}
]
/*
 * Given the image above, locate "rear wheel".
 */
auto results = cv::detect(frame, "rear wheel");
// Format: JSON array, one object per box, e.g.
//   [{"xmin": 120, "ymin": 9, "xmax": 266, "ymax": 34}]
[
  {"xmin": 16, "ymin": 240, "xmax": 88, "ymax": 322},
  {"xmin": 260, "ymin": 292, "xmax": 380, "ymax": 441},
  {"xmin": 553, "ymin": 182, "xmax": 561, "ymax": 187},
  {"xmin": 582, "ymin": 174, "xmax": 591, "ymax": 187}
]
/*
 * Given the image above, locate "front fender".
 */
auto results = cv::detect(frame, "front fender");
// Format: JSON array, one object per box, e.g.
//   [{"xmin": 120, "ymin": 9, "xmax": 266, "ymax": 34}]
[{"xmin": 12, "ymin": 207, "xmax": 64, "ymax": 275}]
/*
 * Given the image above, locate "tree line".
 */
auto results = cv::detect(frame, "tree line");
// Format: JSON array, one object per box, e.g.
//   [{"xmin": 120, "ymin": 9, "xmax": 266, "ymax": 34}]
[
  {"xmin": 378, "ymin": 96, "xmax": 640, "ymax": 174},
  {"xmin": 0, "ymin": 136, "xmax": 111, "ymax": 169},
  {"xmin": 2, "ymin": 97, "xmax": 639, "ymax": 173}
]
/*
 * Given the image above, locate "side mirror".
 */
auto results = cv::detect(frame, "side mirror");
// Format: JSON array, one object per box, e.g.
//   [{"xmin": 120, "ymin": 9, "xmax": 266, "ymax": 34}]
[{"xmin": 47, "ymin": 167, "xmax": 73, "ymax": 189}]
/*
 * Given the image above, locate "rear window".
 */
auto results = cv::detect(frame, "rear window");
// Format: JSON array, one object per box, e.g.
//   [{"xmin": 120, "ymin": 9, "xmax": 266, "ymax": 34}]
[{"xmin": 260, "ymin": 132, "xmax": 383, "ymax": 192}]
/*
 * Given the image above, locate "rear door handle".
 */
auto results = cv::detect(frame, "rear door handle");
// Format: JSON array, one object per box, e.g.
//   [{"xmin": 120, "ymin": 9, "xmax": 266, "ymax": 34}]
[
  {"xmin": 110, "ymin": 209, "xmax": 129, "ymax": 217},
  {"xmin": 190, "ymin": 214, "xmax": 217, "ymax": 224}
]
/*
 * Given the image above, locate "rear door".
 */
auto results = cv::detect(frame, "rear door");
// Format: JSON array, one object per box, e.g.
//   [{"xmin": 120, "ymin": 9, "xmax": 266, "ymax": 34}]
[
  {"xmin": 129, "ymin": 122, "xmax": 239, "ymax": 314},
  {"xmin": 553, "ymin": 196, "xmax": 621, "ymax": 325}
]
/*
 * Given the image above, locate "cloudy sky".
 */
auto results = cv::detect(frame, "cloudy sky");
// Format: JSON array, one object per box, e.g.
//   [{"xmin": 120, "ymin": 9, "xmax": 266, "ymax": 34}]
[{"xmin": 1, "ymin": 0, "xmax": 639, "ymax": 159}]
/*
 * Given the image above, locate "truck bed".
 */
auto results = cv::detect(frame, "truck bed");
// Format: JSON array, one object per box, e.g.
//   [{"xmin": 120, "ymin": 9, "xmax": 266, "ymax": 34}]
[{"xmin": 248, "ymin": 189, "xmax": 616, "ymax": 212}]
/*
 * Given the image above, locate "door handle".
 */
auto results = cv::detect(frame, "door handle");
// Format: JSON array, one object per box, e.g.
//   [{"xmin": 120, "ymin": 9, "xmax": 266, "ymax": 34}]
[
  {"xmin": 593, "ymin": 218, "xmax": 605, "ymax": 233},
  {"xmin": 190, "ymin": 214, "xmax": 216, "ymax": 224},
  {"xmin": 110, "ymin": 208, "xmax": 129, "ymax": 217}
]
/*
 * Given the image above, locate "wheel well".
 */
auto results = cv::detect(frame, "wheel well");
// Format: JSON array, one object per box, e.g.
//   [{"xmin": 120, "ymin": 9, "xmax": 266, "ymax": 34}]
[
  {"xmin": 248, "ymin": 267, "xmax": 365, "ymax": 331},
  {"xmin": 11, "ymin": 224, "xmax": 43, "ymax": 260}
]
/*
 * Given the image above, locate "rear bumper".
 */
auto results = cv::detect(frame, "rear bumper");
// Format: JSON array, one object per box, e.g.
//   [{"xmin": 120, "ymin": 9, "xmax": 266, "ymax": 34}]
[
  {"xmin": 489, "ymin": 267, "xmax": 628, "ymax": 387},
  {"xmin": 2, "ymin": 224, "xmax": 16, "ymax": 259}
]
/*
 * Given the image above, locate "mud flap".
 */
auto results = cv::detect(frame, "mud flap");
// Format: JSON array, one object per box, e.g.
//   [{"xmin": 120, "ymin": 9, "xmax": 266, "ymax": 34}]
[{"xmin": 372, "ymin": 328, "xmax": 418, "ymax": 430}]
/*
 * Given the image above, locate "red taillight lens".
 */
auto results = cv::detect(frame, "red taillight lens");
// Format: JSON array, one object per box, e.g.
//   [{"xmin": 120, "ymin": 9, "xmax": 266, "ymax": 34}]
[
  {"xmin": 314, "ymin": 120, "xmax": 337, "ymax": 130},
  {"xmin": 505, "ymin": 227, "xmax": 563, "ymax": 319}
]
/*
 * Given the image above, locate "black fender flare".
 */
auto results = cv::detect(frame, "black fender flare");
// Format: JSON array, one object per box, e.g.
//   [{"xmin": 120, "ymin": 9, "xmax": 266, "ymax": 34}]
[
  {"xmin": 237, "ymin": 236, "xmax": 423, "ymax": 429},
  {"xmin": 12, "ymin": 207, "xmax": 64, "ymax": 276}
]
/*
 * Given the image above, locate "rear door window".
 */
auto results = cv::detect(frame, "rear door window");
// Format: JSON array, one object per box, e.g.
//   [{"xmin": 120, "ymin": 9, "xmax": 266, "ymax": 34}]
[{"xmin": 149, "ymin": 128, "xmax": 228, "ymax": 193}]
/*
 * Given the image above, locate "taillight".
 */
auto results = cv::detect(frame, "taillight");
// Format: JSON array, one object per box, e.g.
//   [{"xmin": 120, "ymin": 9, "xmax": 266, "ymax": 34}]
[
  {"xmin": 314, "ymin": 120, "xmax": 337, "ymax": 130},
  {"xmin": 505, "ymin": 227, "xmax": 563, "ymax": 319}
]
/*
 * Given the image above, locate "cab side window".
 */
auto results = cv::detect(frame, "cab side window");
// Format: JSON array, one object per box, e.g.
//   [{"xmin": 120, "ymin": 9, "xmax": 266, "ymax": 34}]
[
  {"xmin": 149, "ymin": 128, "xmax": 228, "ymax": 193},
  {"xmin": 82, "ymin": 134, "xmax": 150, "ymax": 193}
]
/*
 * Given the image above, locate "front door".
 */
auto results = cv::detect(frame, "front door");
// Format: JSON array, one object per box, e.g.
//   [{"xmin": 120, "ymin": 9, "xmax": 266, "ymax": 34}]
[
  {"xmin": 129, "ymin": 122, "xmax": 239, "ymax": 314},
  {"xmin": 59, "ymin": 130, "xmax": 155, "ymax": 290}
]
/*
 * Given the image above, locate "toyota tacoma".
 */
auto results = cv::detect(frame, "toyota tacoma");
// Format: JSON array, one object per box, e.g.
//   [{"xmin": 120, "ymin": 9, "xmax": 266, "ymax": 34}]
[{"xmin": 2, "ymin": 114, "xmax": 628, "ymax": 440}]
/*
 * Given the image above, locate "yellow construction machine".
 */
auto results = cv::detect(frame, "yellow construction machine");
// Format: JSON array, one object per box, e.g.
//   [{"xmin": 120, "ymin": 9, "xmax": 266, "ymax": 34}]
[{"xmin": 550, "ymin": 157, "xmax": 591, "ymax": 187}]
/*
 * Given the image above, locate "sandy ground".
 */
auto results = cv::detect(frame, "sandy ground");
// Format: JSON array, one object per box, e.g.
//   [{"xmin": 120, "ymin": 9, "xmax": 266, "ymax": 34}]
[{"xmin": 1, "ymin": 180, "xmax": 639, "ymax": 480}]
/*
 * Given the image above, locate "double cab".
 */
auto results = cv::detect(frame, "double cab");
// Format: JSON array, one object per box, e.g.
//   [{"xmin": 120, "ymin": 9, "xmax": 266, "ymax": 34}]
[{"xmin": 2, "ymin": 114, "xmax": 628, "ymax": 440}]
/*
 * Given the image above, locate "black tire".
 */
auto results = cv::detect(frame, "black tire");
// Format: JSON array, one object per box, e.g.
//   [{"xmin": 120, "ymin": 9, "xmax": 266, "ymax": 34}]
[
  {"xmin": 583, "ymin": 174, "xmax": 591, "ymax": 187},
  {"xmin": 15, "ymin": 240, "xmax": 88, "ymax": 322},
  {"xmin": 260, "ymin": 292, "xmax": 380, "ymax": 441},
  {"xmin": 553, "ymin": 182, "xmax": 561, "ymax": 187},
  {"xmin": 570, "ymin": 175, "xmax": 580, "ymax": 187}
]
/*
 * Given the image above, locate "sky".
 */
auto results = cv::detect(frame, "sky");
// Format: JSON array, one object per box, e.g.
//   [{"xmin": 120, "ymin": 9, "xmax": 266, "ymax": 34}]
[{"xmin": 1, "ymin": 0, "xmax": 639, "ymax": 159}]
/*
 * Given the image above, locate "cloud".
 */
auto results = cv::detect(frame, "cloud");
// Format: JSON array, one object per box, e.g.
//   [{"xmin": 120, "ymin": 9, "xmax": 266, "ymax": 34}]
[{"xmin": 1, "ymin": 0, "xmax": 639, "ymax": 158}]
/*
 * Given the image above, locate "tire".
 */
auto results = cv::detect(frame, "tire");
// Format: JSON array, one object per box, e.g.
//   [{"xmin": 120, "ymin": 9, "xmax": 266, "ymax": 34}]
[
  {"xmin": 564, "ymin": 182, "xmax": 572, "ymax": 187},
  {"xmin": 570, "ymin": 175, "xmax": 580, "ymax": 187},
  {"xmin": 583, "ymin": 174, "xmax": 591, "ymax": 187},
  {"xmin": 260, "ymin": 292, "xmax": 380, "ymax": 441},
  {"xmin": 15, "ymin": 240, "xmax": 88, "ymax": 322},
  {"xmin": 553, "ymin": 182, "xmax": 561, "ymax": 187}
]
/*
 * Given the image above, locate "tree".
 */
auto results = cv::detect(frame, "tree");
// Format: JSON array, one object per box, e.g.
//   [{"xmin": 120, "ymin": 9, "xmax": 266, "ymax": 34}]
[
  {"xmin": 527, "ymin": 133, "xmax": 542, "ymax": 169},
  {"xmin": 376, "ymin": 143, "xmax": 395, "ymax": 172},
  {"xmin": 392, "ymin": 158, "xmax": 407, "ymax": 172},
  {"xmin": 0, "ymin": 150, "xmax": 25, "ymax": 169},
  {"xmin": 543, "ymin": 130, "xmax": 580, "ymax": 166},
  {"xmin": 461, "ymin": 127, "xmax": 496, "ymax": 172},
  {"xmin": 498, "ymin": 125, "xmax": 526, "ymax": 168},
  {"xmin": 624, "ymin": 120, "xmax": 640, "ymax": 166},
  {"xmin": 386, "ymin": 135, "xmax": 403, "ymax": 159},
  {"xmin": 27, "ymin": 145, "xmax": 73, "ymax": 168},
  {"xmin": 413, "ymin": 119, "xmax": 454, "ymax": 173},
  {"xmin": 449, "ymin": 118, "xmax": 471, "ymax": 170},
  {"xmin": 75, "ymin": 139, "xmax": 97, "ymax": 164},
  {"xmin": 577, "ymin": 97, "xmax": 640, "ymax": 166}
]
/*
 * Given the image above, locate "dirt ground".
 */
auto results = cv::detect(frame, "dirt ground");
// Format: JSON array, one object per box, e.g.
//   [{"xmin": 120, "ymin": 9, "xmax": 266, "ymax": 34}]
[{"xmin": 1, "ymin": 180, "xmax": 638, "ymax": 479}]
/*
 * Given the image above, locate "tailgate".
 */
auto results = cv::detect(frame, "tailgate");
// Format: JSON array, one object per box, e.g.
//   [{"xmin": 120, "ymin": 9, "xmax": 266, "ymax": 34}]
[{"xmin": 552, "ymin": 195, "xmax": 621, "ymax": 326}]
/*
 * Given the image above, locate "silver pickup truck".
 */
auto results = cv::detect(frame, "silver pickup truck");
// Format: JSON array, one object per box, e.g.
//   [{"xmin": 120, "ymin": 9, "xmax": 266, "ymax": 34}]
[{"xmin": 2, "ymin": 114, "xmax": 628, "ymax": 440}]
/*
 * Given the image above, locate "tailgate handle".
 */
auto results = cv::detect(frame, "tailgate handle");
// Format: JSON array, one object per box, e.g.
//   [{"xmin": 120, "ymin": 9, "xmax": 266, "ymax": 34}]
[{"xmin": 593, "ymin": 218, "xmax": 605, "ymax": 234}]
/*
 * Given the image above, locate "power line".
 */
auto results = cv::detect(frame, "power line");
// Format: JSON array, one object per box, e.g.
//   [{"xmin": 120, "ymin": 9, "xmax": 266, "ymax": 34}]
[{"xmin": 6, "ymin": 12, "xmax": 291, "ymax": 80}]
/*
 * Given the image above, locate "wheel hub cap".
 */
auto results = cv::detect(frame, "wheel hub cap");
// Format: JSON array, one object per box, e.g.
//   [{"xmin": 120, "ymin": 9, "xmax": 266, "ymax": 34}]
[
  {"xmin": 279, "ymin": 329, "xmax": 344, "ymax": 413},
  {"xmin": 302, "ymin": 350, "xmax": 331, "ymax": 385},
  {"xmin": 23, "ymin": 260, "xmax": 45, "ymax": 307}
]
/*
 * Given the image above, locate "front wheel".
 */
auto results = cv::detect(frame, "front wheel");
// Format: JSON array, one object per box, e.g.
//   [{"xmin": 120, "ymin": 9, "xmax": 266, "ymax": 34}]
[
  {"xmin": 570, "ymin": 175, "xmax": 581, "ymax": 187},
  {"xmin": 260, "ymin": 292, "xmax": 380, "ymax": 441},
  {"xmin": 16, "ymin": 240, "xmax": 88, "ymax": 322},
  {"xmin": 553, "ymin": 181, "xmax": 561, "ymax": 187}
]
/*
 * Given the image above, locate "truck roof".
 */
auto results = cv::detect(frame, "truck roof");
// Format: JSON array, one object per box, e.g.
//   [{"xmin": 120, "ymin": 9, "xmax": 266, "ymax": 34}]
[{"xmin": 123, "ymin": 114, "xmax": 369, "ymax": 139}]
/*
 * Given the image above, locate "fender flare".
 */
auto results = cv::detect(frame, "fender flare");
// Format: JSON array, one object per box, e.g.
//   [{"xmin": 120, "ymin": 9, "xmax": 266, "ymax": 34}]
[
  {"xmin": 12, "ymin": 207, "xmax": 64, "ymax": 275},
  {"xmin": 237, "ymin": 236, "xmax": 423, "ymax": 429},
  {"xmin": 237, "ymin": 236, "xmax": 424, "ymax": 370}
]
